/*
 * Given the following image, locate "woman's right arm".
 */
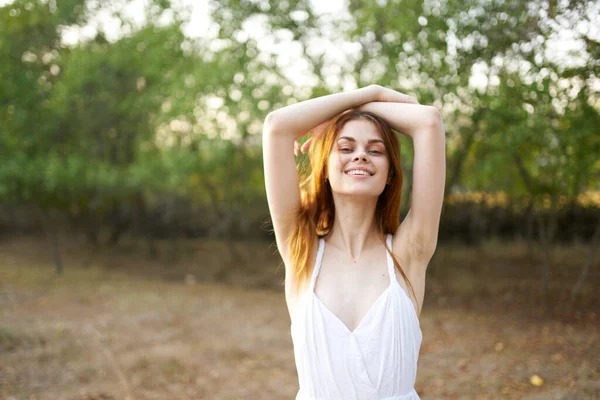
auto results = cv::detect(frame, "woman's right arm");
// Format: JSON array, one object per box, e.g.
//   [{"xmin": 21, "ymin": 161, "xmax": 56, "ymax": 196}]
[
  {"xmin": 262, "ymin": 85, "xmax": 380, "ymax": 259},
  {"xmin": 264, "ymin": 85, "xmax": 379, "ymax": 139}
]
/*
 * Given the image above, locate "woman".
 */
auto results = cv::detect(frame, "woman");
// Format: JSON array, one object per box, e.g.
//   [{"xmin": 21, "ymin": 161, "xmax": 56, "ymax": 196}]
[{"xmin": 262, "ymin": 84, "xmax": 445, "ymax": 399}]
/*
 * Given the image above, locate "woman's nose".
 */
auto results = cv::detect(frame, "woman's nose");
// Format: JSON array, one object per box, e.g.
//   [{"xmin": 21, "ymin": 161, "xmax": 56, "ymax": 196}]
[{"xmin": 353, "ymin": 152, "xmax": 368, "ymax": 161}]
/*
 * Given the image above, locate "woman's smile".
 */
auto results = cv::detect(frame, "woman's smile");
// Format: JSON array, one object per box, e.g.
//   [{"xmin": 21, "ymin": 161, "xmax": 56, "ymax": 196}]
[{"xmin": 345, "ymin": 171, "xmax": 373, "ymax": 179}]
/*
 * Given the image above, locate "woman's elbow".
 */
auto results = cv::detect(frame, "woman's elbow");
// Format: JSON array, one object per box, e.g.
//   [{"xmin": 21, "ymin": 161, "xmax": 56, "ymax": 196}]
[
  {"xmin": 263, "ymin": 112, "xmax": 282, "ymax": 135},
  {"xmin": 424, "ymin": 106, "xmax": 444, "ymax": 132}
]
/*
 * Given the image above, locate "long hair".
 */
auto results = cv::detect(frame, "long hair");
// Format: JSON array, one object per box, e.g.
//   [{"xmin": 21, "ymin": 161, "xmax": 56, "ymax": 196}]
[{"xmin": 286, "ymin": 109, "xmax": 418, "ymax": 309}]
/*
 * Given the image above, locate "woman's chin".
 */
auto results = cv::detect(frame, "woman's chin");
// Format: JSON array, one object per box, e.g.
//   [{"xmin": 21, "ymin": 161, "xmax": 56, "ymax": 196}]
[{"xmin": 332, "ymin": 185, "xmax": 386, "ymax": 197}]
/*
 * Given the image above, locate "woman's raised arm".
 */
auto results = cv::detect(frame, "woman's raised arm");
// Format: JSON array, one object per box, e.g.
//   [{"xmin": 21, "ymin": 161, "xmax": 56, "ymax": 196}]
[
  {"xmin": 262, "ymin": 86, "xmax": 380, "ymax": 259},
  {"xmin": 358, "ymin": 101, "xmax": 446, "ymax": 263},
  {"xmin": 264, "ymin": 86, "xmax": 374, "ymax": 139},
  {"xmin": 358, "ymin": 101, "xmax": 443, "ymax": 138},
  {"xmin": 264, "ymin": 85, "xmax": 417, "ymax": 139}
]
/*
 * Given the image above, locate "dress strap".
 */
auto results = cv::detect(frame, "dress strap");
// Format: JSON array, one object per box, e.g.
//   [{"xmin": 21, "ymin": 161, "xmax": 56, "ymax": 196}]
[
  {"xmin": 386, "ymin": 233, "xmax": 398, "ymax": 286},
  {"xmin": 309, "ymin": 237, "xmax": 325, "ymax": 292}
]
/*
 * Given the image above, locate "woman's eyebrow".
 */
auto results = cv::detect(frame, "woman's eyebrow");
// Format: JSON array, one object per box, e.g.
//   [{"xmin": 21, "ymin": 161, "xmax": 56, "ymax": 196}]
[{"xmin": 337, "ymin": 136, "xmax": 384, "ymax": 144}]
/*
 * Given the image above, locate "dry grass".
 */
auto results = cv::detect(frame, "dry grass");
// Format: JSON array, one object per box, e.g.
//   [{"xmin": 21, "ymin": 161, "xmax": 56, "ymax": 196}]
[{"xmin": 0, "ymin": 235, "xmax": 598, "ymax": 399}]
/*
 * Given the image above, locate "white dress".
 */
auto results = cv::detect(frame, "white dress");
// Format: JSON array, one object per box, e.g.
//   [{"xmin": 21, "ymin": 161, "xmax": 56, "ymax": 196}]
[{"xmin": 290, "ymin": 233, "xmax": 423, "ymax": 400}]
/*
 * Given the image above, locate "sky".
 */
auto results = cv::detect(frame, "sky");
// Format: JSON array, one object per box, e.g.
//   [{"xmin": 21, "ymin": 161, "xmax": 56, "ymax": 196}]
[
  {"xmin": 1, "ymin": 0, "xmax": 348, "ymax": 87},
  {"xmin": 0, "ymin": 0, "xmax": 597, "ymax": 92},
  {"xmin": 54, "ymin": 0, "xmax": 345, "ymax": 45}
]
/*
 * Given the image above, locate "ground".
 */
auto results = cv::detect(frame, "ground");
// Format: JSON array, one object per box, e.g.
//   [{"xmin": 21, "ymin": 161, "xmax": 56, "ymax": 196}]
[{"xmin": 0, "ymin": 235, "xmax": 598, "ymax": 399}]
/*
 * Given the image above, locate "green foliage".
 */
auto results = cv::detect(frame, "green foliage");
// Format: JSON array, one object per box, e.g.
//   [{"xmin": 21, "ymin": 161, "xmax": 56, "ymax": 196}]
[{"xmin": 0, "ymin": 0, "xmax": 598, "ymax": 239}]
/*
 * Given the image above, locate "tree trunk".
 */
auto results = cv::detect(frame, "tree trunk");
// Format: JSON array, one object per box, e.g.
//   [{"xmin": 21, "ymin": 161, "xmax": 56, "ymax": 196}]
[
  {"xmin": 38, "ymin": 208, "xmax": 64, "ymax": 275},
  {"xmin": 536, "ymin": 198, "xmax": 558, "ymax": 309},
  {"xmin": 536, "ymin": 214, "xmax": 551, "ymax": 306},
  {"xmin": 567, "ymin": 222, "xmax": 600, "ymax": 312}
]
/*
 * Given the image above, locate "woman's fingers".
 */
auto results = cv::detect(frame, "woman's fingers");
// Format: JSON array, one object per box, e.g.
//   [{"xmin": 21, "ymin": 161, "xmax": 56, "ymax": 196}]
[
  {"xmin": 382, "ymin": 91, "xmax": 417, "ymax": 104},
  {"xmin": 293, "ymin": 119, "xmax": 329, "ymax": 156},
  {"xmin": 375, "ymin": 86, "xmax": 419, "ymax": 104},
  {"xmin": 301, "ymin": 137, "xmax": 312, "ymax": 153},
  {"xmin": 293, "ymin": 137, "xmax": 313, "ymax": 156}
]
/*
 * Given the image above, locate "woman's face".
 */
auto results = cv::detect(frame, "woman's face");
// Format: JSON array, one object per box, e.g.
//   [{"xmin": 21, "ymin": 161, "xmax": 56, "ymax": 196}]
[{"xmin": 327, "ymin": 119, "xmax": 390, "ymax": 197}]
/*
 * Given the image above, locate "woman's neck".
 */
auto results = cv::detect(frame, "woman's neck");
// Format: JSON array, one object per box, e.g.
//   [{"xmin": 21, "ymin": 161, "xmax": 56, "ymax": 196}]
[{"xmin": 327, "ymin": 195, "xmax": 381, "ymax": 262}]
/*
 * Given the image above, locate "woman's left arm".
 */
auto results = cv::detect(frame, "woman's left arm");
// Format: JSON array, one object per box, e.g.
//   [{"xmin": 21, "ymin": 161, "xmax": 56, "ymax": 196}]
[{"xmin": 359, "ymin": 101, "xmax": 446, "ymax": 260}]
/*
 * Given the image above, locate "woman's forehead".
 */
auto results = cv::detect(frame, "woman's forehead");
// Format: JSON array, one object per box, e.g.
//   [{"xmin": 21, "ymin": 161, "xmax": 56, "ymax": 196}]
[{"xmin": 336, "ymin": 119, "xmax": 383, "ymax": 141}]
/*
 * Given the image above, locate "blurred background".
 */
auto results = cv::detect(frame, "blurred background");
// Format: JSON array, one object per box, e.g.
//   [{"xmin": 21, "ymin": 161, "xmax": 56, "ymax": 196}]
[{"xmin": 1, "ymin": 0, "xmax": 598, "ymax": 399}]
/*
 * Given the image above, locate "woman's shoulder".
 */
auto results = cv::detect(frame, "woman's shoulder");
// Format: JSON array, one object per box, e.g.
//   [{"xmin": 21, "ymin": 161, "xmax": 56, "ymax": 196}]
[{"xmin": 283, "ymin": 234, "xmax": 321, "ymax": 279}]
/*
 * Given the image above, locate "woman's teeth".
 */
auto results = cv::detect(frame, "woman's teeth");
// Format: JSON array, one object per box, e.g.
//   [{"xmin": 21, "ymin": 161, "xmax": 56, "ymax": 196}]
[{"xmin": 346, "ymin": 170, "xmax": 371, "ymax": 176}]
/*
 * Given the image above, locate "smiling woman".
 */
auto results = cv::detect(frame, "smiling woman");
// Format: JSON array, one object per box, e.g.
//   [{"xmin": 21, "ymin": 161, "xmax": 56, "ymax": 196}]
[
  {"xmin": 327, "ymin": 117, "xmax": 394, "ymax": 198},
  {"xmin": 262, "ymin": 84, "xmax": 445, "ymax": 400}
]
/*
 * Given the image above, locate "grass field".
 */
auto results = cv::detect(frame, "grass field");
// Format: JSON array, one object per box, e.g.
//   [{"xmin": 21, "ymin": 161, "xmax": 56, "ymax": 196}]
[{"xmin": 1, "ymin": 235, "xmax": 598, "ymax": 399}]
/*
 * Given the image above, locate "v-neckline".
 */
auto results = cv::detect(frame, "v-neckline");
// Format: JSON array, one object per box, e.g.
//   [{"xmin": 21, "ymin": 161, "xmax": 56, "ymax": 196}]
[{"xmin": 312, "ymin": 282, "xmax": 395, "ymax": 334}]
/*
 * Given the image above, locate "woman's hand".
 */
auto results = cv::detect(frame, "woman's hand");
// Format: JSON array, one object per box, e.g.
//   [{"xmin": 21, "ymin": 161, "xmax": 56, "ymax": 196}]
[
  {"xmin": 294, "ymin": 118, "xmax": 330, "ymax": 156},
  {"xmin": 294, "ymin": 136, "xmax": 311, "ymax": 156},
  {"xmin": 370, "ymin": 84, "xmax": 419, "ymax": 104}
]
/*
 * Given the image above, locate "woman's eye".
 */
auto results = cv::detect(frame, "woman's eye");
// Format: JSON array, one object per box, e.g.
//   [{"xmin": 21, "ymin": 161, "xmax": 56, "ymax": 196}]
[{"xmin": 340, "ymin": 148, "xmax": 382, "ymax": 154}]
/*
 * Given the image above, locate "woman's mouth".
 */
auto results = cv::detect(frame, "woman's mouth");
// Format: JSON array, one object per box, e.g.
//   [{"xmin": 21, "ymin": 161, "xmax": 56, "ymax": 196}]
[{"xmin": 345, "ymin": 169, "xmax": 374, "ymax": 178}]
